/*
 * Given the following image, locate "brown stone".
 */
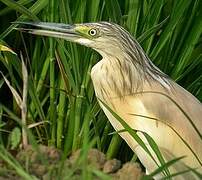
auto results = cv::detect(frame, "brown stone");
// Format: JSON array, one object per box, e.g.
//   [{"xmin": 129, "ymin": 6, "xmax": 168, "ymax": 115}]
[
  {"xmin": 103, "ymin": 159, "xmax": 121, "ymax": 173},
  {"xmin": 114, "ymin": 162, "xmax": 144, "ymax": 180}
]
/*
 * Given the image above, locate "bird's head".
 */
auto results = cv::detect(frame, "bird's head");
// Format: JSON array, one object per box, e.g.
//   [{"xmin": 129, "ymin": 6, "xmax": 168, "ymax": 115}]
[
  {"xmin": 15, "ymin": 21, "xmax": 134, "ymax": 57},
  {"xmin": 14, "ymin": 21, "xmax": 169, "ymax": 88}
]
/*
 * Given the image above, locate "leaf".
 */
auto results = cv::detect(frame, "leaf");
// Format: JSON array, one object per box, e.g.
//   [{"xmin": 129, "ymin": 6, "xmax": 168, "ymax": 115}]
[
  {"xmin": 175, "ymin": 54, "xmax": 202, "ymax": 81},
  {"xmin": 0, "ymin": 77, "xmax": 4, "ymax": 88},
  {"xmin": 0, "ymin": 44, "xmax": 17, "ymax": 55},
  {"xmin": 126, "ymin": 0, "xmax": 140, "ymax": 35},
  {"xmin": 98, "ymin": 98, "xmax": 160, "ymax": 167},
  {"xmin": 0, "ymin": 145, "xmax": 34, "ymax": 179},
  {"xmin": 55, "ymin": 50, "xmax": 71, "ymax": 95},
  {"xmin": 0, "ymin": 0, "xmax": 48, "ymax": 39},
  {"xmin": 0, "ymin": 0, "xmax": 38, "ymax": 21},
  {"xmin": 159, "ymin": 168, "xmax": 201, "ymax": 180},
  {"xmin": 27, "ymin": 121, "xmax": 49, "ymax": 129},
  {"xmin": 0, "ymin": 122, "xmax": 6, "ymax": 128},
  {"xmin": 150, "ymin": 0, "xmax": 192, "ymax": 60},
  {"xmin": 137, "ymin": 16, "xmax": 169, "ymax": 44},
  {"xmin": 143, "ymin": 156, "xmax": 185, "ymax": 179},
  {"xmin": 142, "ymin": 132, "xmax": 170, "ymax": 177},
  {"xmin": 171, "ymin": 1, "xmax": 202, "ymax": 78},
  {"xmin": 10, "ymin": 127, "xmax": 21, "ymax": 149},
  {"xmin": 104, "ymin": 0, "xmax": 122, "ymax": 23},
  {"xmin": 0, "ymin": 72, "xmax": 22, "ymax": 108},
  {"xmin": 0, "ymin": 0, "xmax": 31, "ymax": 16}
]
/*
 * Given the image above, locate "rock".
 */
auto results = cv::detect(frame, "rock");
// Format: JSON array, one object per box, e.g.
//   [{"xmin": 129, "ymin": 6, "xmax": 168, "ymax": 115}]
[
  {"xmin": 16, "ymin": 145, "xmax": 61, "ymax": 177},
  {"xmin": 32, "ymin": 164, "xmax": 47, "ymax": 176},
  {"xmin": 0, "ymin": 171, "xmax": 18, "ymax": 180},
  {"xmin": 16, "ymin": 145, "xmax": 61, "ymax": 164},
  {"xmin": 63, "ymin": 159, "xmax": 72, "ymax": 169},
  {"xmin": 2, "ymin": 146, "xmax": 144, "ymax": 179},
  {"xmin": 70, "ymin": 149, "xmax": 106, "ymax": 170},
  {"xmin": 113, "ymin": 162, "xmax": 144, "ymax": 180},
  {"xmin": 103, "ymin": 159, "xmax": 121, "ymax": 173}
]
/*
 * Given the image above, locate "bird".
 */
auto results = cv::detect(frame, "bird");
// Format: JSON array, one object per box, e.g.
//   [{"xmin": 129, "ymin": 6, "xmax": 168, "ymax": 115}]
[{"xmin": 15, "ymin": 21, "xmax": 202, "ymax": 179}]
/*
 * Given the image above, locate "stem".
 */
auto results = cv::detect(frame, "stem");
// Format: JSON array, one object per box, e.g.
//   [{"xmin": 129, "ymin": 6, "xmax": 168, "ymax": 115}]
[
  {"xmin": 56, "ymin": 77, "xmax": 66, "ymax": 148},
  {"xmin": 21, "ymin": 55, "xmax": 28, "ymax": 147},
  {"xmin": 49, "ymin": 0, "xmax": 57, "ymax": 146}
]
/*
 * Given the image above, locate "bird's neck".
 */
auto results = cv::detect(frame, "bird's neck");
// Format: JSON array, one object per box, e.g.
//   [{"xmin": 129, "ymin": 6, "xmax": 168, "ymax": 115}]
[
  {"xmin": 91, "ymin": 53, "xmax": 145, "ymax": 99},
  {"xmin": 91, "ymin": 52, "xmax": 170, "ymax": 100}
]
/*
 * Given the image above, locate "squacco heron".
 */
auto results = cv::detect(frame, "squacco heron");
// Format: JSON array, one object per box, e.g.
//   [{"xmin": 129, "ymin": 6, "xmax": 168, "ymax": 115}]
[{"xmin": 16, "ymin": 22, "xmax": 202, "ymax": 179}]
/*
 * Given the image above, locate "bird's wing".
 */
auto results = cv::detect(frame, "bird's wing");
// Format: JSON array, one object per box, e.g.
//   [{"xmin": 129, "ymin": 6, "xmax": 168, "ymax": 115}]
[
  {"xmin": 139, "ymin": 79, "xmax": 202, "ymax": 145},
  {"xmin": 128, "ymin": 81, "xmax": 202, "ymax": 165},
  {"xmin": 105, "ymin": 79, "xmax": 202, "ymax": 170}
]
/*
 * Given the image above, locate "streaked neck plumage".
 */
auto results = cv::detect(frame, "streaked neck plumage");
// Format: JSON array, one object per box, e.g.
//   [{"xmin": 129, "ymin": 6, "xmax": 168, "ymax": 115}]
[{"xmin": 91, "ymin": 42, "xmax": 171, "ymax": 100}]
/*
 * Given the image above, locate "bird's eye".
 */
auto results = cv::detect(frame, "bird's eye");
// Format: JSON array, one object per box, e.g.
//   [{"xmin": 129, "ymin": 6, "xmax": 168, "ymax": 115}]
[{"xmin": 89, "ymin": 28, "xmax": 97, "ymax": 36}]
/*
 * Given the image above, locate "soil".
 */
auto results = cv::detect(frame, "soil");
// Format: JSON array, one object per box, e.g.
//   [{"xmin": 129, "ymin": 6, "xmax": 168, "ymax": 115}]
[{"xmin": 0, "ymin": 145, "xmax": 144, "ymax": 180}]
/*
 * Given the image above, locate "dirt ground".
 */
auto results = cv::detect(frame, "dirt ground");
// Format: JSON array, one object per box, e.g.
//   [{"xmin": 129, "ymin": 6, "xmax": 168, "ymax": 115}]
[{"xmin": 0, "ymin": 145, "xmax": 144, "ymax": 180}]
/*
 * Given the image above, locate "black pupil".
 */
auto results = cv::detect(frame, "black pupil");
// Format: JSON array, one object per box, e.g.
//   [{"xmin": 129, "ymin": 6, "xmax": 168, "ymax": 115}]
[{"xmin": 90, "ymin": 29, "xmax": 96, "ymax": 35}]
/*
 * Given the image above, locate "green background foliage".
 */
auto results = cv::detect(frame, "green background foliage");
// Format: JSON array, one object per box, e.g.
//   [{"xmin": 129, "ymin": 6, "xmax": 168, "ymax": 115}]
[{"xmin": 0, "ymin": 0, "xmax": 202, "ymax": 179}]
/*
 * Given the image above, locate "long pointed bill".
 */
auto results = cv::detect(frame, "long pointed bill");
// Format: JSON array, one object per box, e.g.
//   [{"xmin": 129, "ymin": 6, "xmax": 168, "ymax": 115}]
[{"xmin": 13, "ymin": 21, "xmax": 80, "ymax": 42}]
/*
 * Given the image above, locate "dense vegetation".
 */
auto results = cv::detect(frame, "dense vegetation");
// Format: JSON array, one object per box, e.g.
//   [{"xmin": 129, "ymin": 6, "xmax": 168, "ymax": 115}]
[{"xmin": 0, "ymin": 0, "xmax": 202, "ymax": 179}]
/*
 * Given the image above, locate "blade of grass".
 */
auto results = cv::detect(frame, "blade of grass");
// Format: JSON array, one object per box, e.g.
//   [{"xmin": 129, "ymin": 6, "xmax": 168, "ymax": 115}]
[
  {"xmin": 143, "ymin": 156, "xmax": 185, "ymax": 179},
  {"xmin": 142, "ymin": 132, "xmax": 170, "ymax": 177},
  {"xmin": 104, "ymin": 0, "xmax": 122, "ymax": 23},
  {"xmin": 99, "ymin": 99, "xmax": 160, "ymax": 168},
  {"xmin": 0, "ymin": 0, "xmax": 39, "ymax": 21},
  {"xmin": 150, "ymin": 0, "xmax": 192, "ymax": 60},
  {"xmin": 0, "ymin": 0, "xmax": 48, "ymax": 39},
  {"xmin": 0, "ymin": 0, "xmax": 30, "ymax": 16},
  {"xmin": 137, "ymin": 16, "xmax": 169, "ymax": 43},
  {"xmin": 0, "ymin": 145, "xmax": 35, "ymax": 180}
]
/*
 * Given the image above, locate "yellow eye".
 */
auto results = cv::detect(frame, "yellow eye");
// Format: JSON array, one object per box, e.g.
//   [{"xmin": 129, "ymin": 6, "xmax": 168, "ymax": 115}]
[{"xmin": 89, "ymin": 28, "xmax": 97, "ymax": 36}]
